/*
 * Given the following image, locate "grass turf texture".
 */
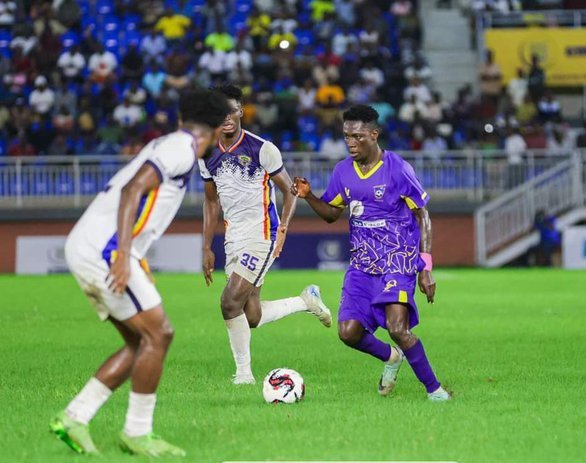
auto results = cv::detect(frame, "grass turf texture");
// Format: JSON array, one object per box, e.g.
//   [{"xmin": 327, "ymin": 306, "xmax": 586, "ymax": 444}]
[{"xmin": 0, "ymin": 269, "xmax": 585, "ymax": 463}]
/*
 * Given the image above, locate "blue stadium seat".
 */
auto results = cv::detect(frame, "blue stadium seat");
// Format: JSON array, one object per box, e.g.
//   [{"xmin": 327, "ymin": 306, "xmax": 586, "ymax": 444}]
[
  {"xmin": 0, "ymin": 30, "xmax": 11, "ymax": 52},
  {"xmin": 280, "ymin": 131, "xmax": 294, "ymax": 151},
  {"xmin": 80, "ymin": 173, "xmax": 98, "ymax": 195},
  {"xmin": 55, "ymin": 172, "xmax": 74, "ymax": 196},
  {"xmin": 236, "ymin": 2, "xmax": 252, "ymax": 14},
  {"xmin": 121, "ymin": 30, "xmax": 142, "ymax": 48},
  {"xmin": 31, "ymin": 172, "xmax": 52, "ymax": 196},
  {"xmin": 298, "ymin": 115, "xmax": 318, "ymax": 134},
  {"xmin": 60, "ymin": 31, "xmax": 80, "ymax": 49},
  {"xmin": 101, "ymin": 16, "xmax": 119, "ymax": 33},
  {"xmin": 124, "ymin": 15, "xmax": 141, "ymax": 32},
  {"xmin": 229, "ymin": 13, "xmax": 248, "ymax": 34},
  {"xmin": 300, "ymin": 132, "xmax": 320, "ymax": 152},
  {"xmin": 295, "ymin": 29, "xmax": 314, "ymax": 47},
  {"xmin": 96, "ymin": 0, "xmax": 114, "ymax": 16}
]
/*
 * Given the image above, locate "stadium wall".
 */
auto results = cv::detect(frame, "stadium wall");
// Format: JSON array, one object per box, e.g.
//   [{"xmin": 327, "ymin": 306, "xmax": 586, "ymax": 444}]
[{"xmin": 0, "ymin": 214, "xmax": 475, "ymax": 273}]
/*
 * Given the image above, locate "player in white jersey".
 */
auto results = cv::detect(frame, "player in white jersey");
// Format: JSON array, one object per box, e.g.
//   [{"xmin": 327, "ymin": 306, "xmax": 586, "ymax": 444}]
[
  {"xmin": 49, "ymin": 89, "xmax": 231, "ymax": 457},
  {"xmin": 199, "ymin": 84, "xmax": 332, "ymax": 384}
]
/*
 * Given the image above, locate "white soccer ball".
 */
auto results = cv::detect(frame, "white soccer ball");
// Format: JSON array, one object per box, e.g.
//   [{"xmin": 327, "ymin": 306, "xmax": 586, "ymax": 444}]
[{"xmin": 262, "ymin": 368, "xmax": 305, "ymax": 404}]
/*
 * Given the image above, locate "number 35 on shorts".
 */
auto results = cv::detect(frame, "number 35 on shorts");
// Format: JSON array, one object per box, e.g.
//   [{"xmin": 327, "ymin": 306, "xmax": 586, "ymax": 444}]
[{"xmin": 240, "ymin": 253, "xmax": 259, "ymax": 271}]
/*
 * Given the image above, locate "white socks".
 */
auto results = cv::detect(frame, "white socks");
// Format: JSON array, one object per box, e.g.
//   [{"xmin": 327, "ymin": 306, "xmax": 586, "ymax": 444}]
[
  {"xmin": 65, "ymin": 377, "xmax": 112, "ymax": 425},
  {"xmin": 225, "ymin": 313, "xmax": 252, "ymax": 377},
  {"xmin": 257, "ymin": 297, "xmax": 308, "ymax": 327},
  {"xmin": 123, "ymin": 391, "xmax": 157, "ymax": 437}
]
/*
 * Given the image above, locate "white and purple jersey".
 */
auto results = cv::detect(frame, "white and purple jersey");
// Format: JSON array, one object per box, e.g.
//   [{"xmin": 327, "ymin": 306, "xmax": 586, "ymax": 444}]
[
  {"xmin": 321, "ymin": 150, "xmax": 429, "ymax": 276},
  {"xmin": 198, "ymin": 130, "xmax": 283, "ymax": 247}
]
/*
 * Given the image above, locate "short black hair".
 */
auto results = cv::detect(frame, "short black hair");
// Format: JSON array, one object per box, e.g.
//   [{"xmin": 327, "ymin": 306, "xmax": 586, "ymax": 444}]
[
  {"xmin": 179, "ymin": 88, "xmax": 231, "ymax": 128},
  {"xmin": 342, "ymin": 105, "xmax": 380, "ymax": 127},
  {"xmin": 210, "ymin": 83, "xmax": 243, "ymax": 103}
]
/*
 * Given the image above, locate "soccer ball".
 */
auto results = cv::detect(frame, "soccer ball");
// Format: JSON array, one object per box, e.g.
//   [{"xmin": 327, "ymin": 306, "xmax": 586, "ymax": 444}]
[{"xmin": 262, "ymin": 368, "xmax": 305, "ymax": 404}]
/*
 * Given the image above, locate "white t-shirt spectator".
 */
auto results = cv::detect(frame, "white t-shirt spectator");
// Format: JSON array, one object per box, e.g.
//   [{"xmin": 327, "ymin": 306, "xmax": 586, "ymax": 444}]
[
  {"xmin": 10, "ymin": 35, "xmax": 37, "ymax": 55},
  {"xmin": 320, "ymin": 137, "xmax": 347, "ymax": 160},
  {"xmin": 140, "ymin": 34, "xmax": 167, "ymax": 62},
  {"xmin": 57, "ymin": 49, "xmax": 86, "ymax": 78},
  {"xmin": 29, "ymin": 88, "xmax": 56, "ymax": 115},
  {"xmin": 198, "ymin": 50, "xmax": 227, "ymax": 75},
  {"xmin": 360, "ymin": 66, "xmax": 384, "ymax": 89},
  {"xmin": 505, "ymin": 133, "xmax": 527, "ymax": 165},
  {"xmin": 332, "ymin": 32, "xmax": 357, "ymax": 56},
  {"xmin": 113, "ymin": 103, "xmax": 143, "ymax": 127},
  {"xmin": 298, "ymin": 88, "xmax": 316, "ymax": 112},
  {"xmin": 404, "ymin": 82, "xmax": 432, "ymax": 104},
  {"xmin": 225, "ymin": 49, "xmax": 252, "ymax": 72},
  {"xmin": 398, "ymin": 99, "xmax": 429, "ymax": 123},
  {"xmin": 88, "ymin": 51, "xmax": 118, "ymax": 77},
  {"xmin": 270, "ymin": 18, "xmax": 298, "ymax": 34},
  {"xmin": 0, "ymin": 1, "xmax": 16, "ymax": 26},
  {"xmin": 508, "ymin": 77, "xmax": 527, "ymax": 108}
]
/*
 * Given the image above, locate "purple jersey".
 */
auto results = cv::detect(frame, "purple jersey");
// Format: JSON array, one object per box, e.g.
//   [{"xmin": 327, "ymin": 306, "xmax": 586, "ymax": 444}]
[{"xmin": 321, "ymin": 150, "xmax": 429, "ymax": 276}]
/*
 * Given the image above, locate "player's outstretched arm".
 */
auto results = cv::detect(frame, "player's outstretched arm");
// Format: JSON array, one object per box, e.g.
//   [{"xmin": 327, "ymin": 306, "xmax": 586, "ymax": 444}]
[
  {"xmin": 108, "ymin": 163, "xmax": 161, "ymax": 294},
  {"xmin": 412, "ymin": 207, "xmax": 436, "ymax": 304},
  {"xmin": 271, "ymin": 168, "xmax": 297, "ymax": 258},
  {"xmin": 202, "ymin": 181, "xmax": 220, "ymax": 286},
  {"xmin": 291, "ymin": 177, "xmax": 344, "ymax": 224}
]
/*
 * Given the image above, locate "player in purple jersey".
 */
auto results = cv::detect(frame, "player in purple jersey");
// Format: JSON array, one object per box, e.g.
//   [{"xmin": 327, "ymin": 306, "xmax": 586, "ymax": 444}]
[{"xmin": 292, "ymin": 105, "xmax": 450, "ymax": 401}]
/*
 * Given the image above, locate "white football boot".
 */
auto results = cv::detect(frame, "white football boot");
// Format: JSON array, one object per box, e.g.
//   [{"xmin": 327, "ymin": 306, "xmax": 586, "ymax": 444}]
[
  {"xmin": 300, "ymin": 285, "xmax": 332, "ymax": 328},
  {"xmin": 378, "ymin": 347, "xmax": 404, "ymax": 396},
  {"xmin": 427, "ymin": 386, "xmax": 451, "ymax": 402}
]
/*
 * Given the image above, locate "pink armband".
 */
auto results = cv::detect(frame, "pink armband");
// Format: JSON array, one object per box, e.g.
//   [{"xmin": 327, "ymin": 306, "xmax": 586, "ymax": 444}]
[{"xmin": 421, "ymin": 253, "xmax": 433, "ymax": 271}]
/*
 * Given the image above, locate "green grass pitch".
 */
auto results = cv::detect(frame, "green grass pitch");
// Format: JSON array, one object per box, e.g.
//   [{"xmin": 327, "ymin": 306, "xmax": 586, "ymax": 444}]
[{"xmin": 1, "ymin": 269, "xmax": 585, "ymax": 463}]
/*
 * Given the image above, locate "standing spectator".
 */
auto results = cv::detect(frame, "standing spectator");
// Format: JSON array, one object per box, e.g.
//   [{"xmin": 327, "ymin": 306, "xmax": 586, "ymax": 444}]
[
  {"xmin": 120, "ymin": 43, "xmax": 145, "ymax": 83},
  {"xmin": 29, "ymin": 75, "xmax": 55, "ymax": 115},
  {"xmin": 537, "ymin": 91, "xmax": 561, "ymax": 123},
  {"xmin": 504, "ymin": 124, "xmax": 526, "ymax": 188},
  {"xmin": 332, "ymin": 24, "xmax": 357, "ymax": 56},
  {"xmin": 527, "ymin": 54, "xmax": 545, "ymax": 101},
  {"xmin": 246, "ymin": 6, "xmax": 271, "ymax": 50},
  {"xmin": 142, "ymin": 63, "xmax": 167, "ymax": 98},
  {"xmin": 140, "ymin": 29, "xmax": 167, "ymax": 66},
  {"xmin": 88, "ymin": 44, "xmax": 118, "ymax": 84},
  {"xmin": 298, "ymin": 78, "xmax": 317, "ymax": 113},
  {"xmin": 53, "ymin": 79, "xmax": 77, "ymax": 116},
  {"xmin": 507, "ymin": 68, "xmax": 528, "ymax": 108},
  {"xmin": 57, "ymin": 45, "xmax": 86, "ymax": 81},
  {"xmin": 154, "ymin": 8, "xmax": 191, "ymax": 42},
  {"xmin": 124, "ymin": 82, "xmax": 147, "ymax": 107},
  {"xmin": 478, "ymin": 49, "xmax": 502, "ymax": 104}
]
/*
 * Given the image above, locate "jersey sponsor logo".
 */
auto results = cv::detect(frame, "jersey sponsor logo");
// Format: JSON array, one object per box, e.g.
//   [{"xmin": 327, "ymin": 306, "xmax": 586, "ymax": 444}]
[
  {"xmin": 352, "ymin": 218, "xmax": 386, "ymax": 228},
  {"xmin": 373, "ymin": 184, "xmax": 386, "ymax": 201}
]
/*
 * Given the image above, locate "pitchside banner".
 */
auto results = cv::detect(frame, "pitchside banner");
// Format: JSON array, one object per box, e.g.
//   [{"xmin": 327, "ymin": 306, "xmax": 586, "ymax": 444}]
[
  {"xmin": 484, "ymin": 28, "xmax": 586, "ymax": 86},
  {"xmin": 16, "ymin": 234, "xmax": 203, "ymax": 274},
  {"xmin": 562, "ymin": 226, "xmax": 586, "ymax": 269},
  {"xmin": 212, "ymin": 233, "xmax": 350, "ymax": 271}
]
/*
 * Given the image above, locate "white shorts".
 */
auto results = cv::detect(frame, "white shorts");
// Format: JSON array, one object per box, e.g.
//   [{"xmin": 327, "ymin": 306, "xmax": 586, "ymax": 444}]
[
  {"xmin": 65, "ymin": 242, "xmax": 162, "ymax": 322},
  {"xmin": 225, "ymin": 240, "xmax": 276, "ymax": 287}
]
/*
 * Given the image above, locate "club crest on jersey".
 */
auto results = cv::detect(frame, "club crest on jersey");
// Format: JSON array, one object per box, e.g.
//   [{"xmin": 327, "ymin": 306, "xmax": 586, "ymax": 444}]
[
  {"xmin": 373, "ymin": 185, "xmax": 386, "ymax": 201},
  {"xmin": 383, "ymin": 280, "xmax": 397, "ymax": 292},
  {"xmin": 238, "ymin": 155, "xmax": 251, "ymax": 166}
]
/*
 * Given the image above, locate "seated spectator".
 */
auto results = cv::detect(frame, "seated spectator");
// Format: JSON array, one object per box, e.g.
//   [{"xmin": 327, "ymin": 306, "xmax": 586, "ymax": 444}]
[
  {"xmin": 164, "ymin": 45, "xmax": 190, "ymax": 90},
  {"xmin": 97, "ymin": 114, "xmax": 124, "ymax": 147},
  {"xmin": 142, "ymin": 63, "xmax": 167, "ymax": 98},
  {"xmin": 247, "ymin": 6, "xmax": 271, "ymax": 50},
  {"xmin": 225, "ymin": 43, "xmax": 253, "ymax": 74},
  {"xmin": 8, "ymin": 133, "xmax": 37, "ymax": 156},
  {"xmin": 113, "ymin": 96, "xmax": 143, "ymax": 128},
  {"xmin": 198, "ymin": 46, "xmax": 227, "ymax": 83},
  {"xmin": 312, "ymin": 61, "xmax": 339, "ymax": 88},
  {"xmin": 137, "ymin": 0, "xmax": 165, "ymax": 29},
  {"xmin": 47, "ymin": 134, "xmax": 74, "ymax": 156},
  {"xmin": 297, "ymin": 78, "xmax": 317, "ymax": 113},
  {"xmin": 546, "ymin": 122, "xmax": 574, "ymax": 151},
  {"xmin": 507, "ymin": 68, "xmax": 528, "ymax": 108},
  {"xmin": 267, "ymin": 25, "xmax": 297, "ymax": 52},
  {"xmin": 53, "ymin": 80, "xmax": 77, "ymax": 116},
  {"xmin": 57, "ymin": 45, "xmax": 86, "ymax": 82},
  {"xmin": 422, "ymin": 127, "xmax": 447, "ymax": 159},
  {"xmin": 332, "ymin": 24, "xmax": 358, "ymax": 56},
  {"xmin": 403, "ymin": 77, "xmax": 432, "ymax": 104},
  {"xmin": 399, "ymin": 94, "xmax": 429, "ymax": 123},
  {"xmin": 88, "ymin": 45, "xmax": 118, "ymax": 84},
  {"xmin": 404, "ymin": 54, "xmax": 432, "ymax": 83},
  {"xmin": 26, "ymin": 115, "xmax": 55, "ymax": 154},
  {"xmin": 334, "ymin": 0, "xmax": 354, "ymax": 26},
  {"xmin": 8, "ymin": 98, "xmax": 31, "ymax": 135},
  {"xmin": 154, "ymin": 8, "xmax": 191, "ymax": 42},
  {"xmin": 52, "ymin": 106, "xmax": 75, "ymax": 134},
  {"xmin": 140, "ymin": 29, "xmax": 167, "ymax": 66},
  {"xmin": 516, "ymin": 94, "xmax": 537, "ymax": 125},
  {"xmin": 124, "ymin": 82, "xmax": 147, "ymax": 107},
  {"xmin": 97, "ymin": 82, "xmax": 119, "ymax": 117},
  {"xmin": 358, "ymin": 23, "xmax": 380, "ymax": 56},
  {"xmin": 141, "ymin": 111, "xmax": 169, "ymax": 144},
  {"xmin": 314, "ymin": 11, "xmax": 336, "ymax": 43},
  {"xmin": 319, "ymin": 127, "xmax": 347, "ymax": 160},
  {"xmin": 121, "ymin": 43, "xmax": 145, "ymax": 83},
  {"xmin": 77, "ymin": 97, "xmax": 97, "ymax": 136},
  {"xmin": 10, "ymin": 26, "xmax": 37, "ymax": 56},
  {"xmin": 205, "ymin": 23, "xmax": 235, "ymax": 53},
  {"xmin": 427, "ymin": 91, "xmax": 447, "ymax": 124},
  {"xmin": 370, "ymin": 91, "xmax": 395, "ymax": 124},
  {"xmin": 201, "ymin": 0, "xmax": 227, "ymax": 35},
  {"xmin": 29, "ymin": 76, "xmax": 55, "ymax": 116},
  {"xmin": 270, "ymin": 11, "xmax": 298, "ymax": 34},
  {"xmin": 310, "ymin": 0, "xmax": 335, "ymax": 22},
  {"xmin": 256, "ymin": 93, "xmax": 279, "ymax": 132},
  {"xmin": 347, "ymin": 77, "xmax": 375, "ymax": 105},
  {"xmin": 537, "ymin": 91, "xmax": 561, "ymax": 123},
  {"xmin": 0, "ymin": 0, "xmax": 17, "ymax": 28},
  {"xmin": 315, "ymin": 77, "xmax": 345, "ymax": 108},
  {"xmin": 360, "ymin": 60, "xmax": 384, "ymax": 90},
  {"xmin": 391, "ymin": 0, "xmax": 413, "ymax": 17}
]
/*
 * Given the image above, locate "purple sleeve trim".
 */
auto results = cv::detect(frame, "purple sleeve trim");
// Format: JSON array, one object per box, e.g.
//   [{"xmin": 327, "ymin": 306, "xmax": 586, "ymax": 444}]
[
  {"xmin": 144, "ymin": 160, "xmax": 163, "ymax": 183},
  {"xmin": 268, "ymin": 165, "xmax": 284, "ymax": 177}
]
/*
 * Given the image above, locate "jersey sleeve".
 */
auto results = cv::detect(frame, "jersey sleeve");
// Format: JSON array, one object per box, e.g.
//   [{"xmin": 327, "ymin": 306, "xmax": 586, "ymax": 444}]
[
  {"xmin": 398, "ymin": 158, "xmax": 429, "ymax": 210},
  {"xmin": 198, "ymin": 158, "xmax": 213, "ymax": 182},
  {"xmin": 145, "ymin": 135, "xmax": 195, "ymax": 182},
  {"xmin": 320, "ymin": 164, "xmax": 346, "ymax": 208},
  {"xmin": 259, "ymin": 141, "xmax": 284, "ymax": 176}
]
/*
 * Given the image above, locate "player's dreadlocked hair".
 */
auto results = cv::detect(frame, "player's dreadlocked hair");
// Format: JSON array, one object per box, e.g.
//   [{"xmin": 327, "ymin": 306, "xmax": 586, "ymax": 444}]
[
  {"xmin": 342, "ymin": 105, "xmax": 380, "ymax": 129},
  {"xmin": 179, "ymin": 88, "xmax": 231, "ymax": 128},
  {"xmin": 210, "ymin": 83, "xmax": 243, "ymax": 103}
]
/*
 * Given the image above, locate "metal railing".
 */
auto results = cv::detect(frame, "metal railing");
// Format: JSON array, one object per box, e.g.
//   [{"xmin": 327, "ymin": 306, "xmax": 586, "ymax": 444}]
[
  {"xmin": 475, "ymin": 152, "xmax": 585, "ymax": 265},
  {"xmin": 0, "ymin": 149, "xmax": 581, "ymax": 208},
  {"xmin": 480, "ymin": 9, "xmax": 586, "ymax": 29}
]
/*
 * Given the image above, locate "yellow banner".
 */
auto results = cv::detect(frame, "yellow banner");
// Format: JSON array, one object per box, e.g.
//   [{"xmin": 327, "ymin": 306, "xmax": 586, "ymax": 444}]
[{"xmin": 484, "ymin": 28, "xmax": 586, "ymax": 86}]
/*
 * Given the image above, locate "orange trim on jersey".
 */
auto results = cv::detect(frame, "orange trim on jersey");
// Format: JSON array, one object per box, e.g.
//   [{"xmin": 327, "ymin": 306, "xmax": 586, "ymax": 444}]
[
  {"xmin": 132, "ymin": 188, "xmax": 159, "ymax": 237},
  {"xmin": 262, "ymin": 172, "xmax": 270, "ymax": 240},
  {"xmin": 218, "ymin": 130, "xmax": 246, "ymax": 153}
]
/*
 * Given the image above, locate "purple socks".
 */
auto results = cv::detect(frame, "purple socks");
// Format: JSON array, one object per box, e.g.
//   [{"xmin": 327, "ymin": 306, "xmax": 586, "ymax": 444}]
[
  {"xmin": 354, "ymin": 331, "xmax": 392, "ymax": 362},
  {"xmin": 403, "ymin": 339, "xmax": 441, "ymax": 393}
]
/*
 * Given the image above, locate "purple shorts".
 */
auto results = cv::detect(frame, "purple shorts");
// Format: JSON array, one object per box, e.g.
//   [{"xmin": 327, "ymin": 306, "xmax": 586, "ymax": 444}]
[{"xmin": 338, "ymin": 268, "xmax": 420, "ymax": 333}]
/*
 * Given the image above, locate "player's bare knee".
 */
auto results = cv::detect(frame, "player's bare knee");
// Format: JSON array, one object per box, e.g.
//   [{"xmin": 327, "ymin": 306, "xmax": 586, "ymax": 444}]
[
  {"xmin": 338, "ymin": 325, "xmax": 361, "ymax": 346},
  {"xmin": 221, "ymin": 293, "xmax": 242, "ymax": 319}
]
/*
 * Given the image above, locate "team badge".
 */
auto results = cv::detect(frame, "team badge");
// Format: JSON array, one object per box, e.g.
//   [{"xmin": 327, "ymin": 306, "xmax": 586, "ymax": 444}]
[
  {"xmin": 238, "ymin": 155, "xmax": 251, "ymax": 166},
  {"xmin": 373, "ymin": 185, "xmax": 386, "ymax": 201}
]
